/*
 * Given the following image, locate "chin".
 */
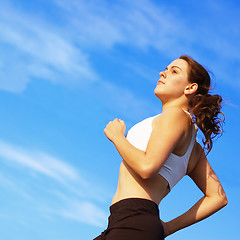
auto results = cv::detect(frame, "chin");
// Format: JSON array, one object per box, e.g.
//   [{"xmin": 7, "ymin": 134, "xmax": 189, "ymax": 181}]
[
  {"xmin": 154, "ymin": 89, "xmax": 162, "ymax": 100},
  {"xmin": 154, "ymin": 88, "xmax": 168, "ymax": 102}
]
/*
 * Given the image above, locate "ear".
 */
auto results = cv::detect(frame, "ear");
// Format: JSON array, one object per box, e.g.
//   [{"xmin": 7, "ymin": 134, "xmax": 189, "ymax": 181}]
[{"xmin": 184, "ymin": 83, "xmax": 198, "ymax": 95}]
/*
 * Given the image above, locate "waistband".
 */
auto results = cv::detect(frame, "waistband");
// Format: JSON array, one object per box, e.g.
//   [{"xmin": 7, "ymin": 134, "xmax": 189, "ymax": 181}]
[{"xmin": 110, "ymin": 198, "xmax": 159, "ymax": 216}]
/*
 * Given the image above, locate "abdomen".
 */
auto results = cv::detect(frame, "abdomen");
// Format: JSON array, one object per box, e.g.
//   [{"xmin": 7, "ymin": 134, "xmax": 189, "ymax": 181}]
[{"xmin": 112, "ymin": 161, "xmax": 169, "ymax": 205}]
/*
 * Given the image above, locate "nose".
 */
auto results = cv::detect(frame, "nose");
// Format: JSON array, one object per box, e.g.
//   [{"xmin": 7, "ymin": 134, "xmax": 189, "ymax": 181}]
[{"xmin": 159, "ymin": 70, "xmax": 166, "ymax": 78}]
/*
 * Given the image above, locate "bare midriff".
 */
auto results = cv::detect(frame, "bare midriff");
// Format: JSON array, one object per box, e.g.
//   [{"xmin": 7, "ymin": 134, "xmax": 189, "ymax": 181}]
[{"xmin": 111, "ymin": 160, "xmax": 170, "ymax": 206}]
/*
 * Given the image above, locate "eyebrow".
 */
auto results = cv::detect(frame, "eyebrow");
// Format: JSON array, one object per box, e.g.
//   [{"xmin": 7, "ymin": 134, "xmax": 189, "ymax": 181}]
[{"xmin": 165, "ymin": 66, "xmax": 182, "ymax": 71}]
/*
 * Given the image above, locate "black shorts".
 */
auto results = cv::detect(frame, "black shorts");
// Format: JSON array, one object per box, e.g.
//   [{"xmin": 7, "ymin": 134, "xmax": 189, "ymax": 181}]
[{"xmin": 93, "ymin": 198, "xmax": 165, "ymax": 240}]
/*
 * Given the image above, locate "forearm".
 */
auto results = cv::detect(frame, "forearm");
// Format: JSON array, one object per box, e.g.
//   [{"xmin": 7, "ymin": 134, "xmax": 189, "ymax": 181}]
[{"xmin": 166, "ymin": 195, "xmax": 227, "ymax": 236}]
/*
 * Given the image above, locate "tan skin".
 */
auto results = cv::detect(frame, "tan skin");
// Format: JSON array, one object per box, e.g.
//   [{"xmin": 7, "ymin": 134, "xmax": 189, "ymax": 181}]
[{"xmin": 104, "ymin": 59, "xmax": 228, "ymax": 238}]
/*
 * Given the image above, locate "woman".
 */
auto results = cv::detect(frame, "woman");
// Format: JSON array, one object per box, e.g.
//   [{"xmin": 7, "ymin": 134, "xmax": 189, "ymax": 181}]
[{"xmin": 94, "ymin": 55, "xmax": 228, "ymax": 240}]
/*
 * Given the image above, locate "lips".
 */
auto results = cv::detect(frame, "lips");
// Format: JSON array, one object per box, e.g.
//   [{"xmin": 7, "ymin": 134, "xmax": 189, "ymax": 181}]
[{"xmin": 157, "ymin": 80, "xmax": 165, "ymax": 85}]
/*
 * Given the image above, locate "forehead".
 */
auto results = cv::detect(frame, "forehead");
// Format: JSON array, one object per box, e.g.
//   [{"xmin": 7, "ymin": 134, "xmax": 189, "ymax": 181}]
[{"xmin": 168, "ymin": 59, "xmax": 189, "ymax": 73}]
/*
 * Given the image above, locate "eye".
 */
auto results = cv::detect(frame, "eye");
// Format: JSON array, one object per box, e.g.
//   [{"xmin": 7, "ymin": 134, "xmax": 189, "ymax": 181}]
[{"xmin": 172, "ymin": 70, "xmax": 177, "ymax": 74}]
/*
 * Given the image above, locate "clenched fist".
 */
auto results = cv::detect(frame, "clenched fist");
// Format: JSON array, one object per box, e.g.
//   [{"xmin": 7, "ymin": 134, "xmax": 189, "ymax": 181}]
[{"xmin": 104, "ymin": 118, "xmax": 126, "ymax": 142}]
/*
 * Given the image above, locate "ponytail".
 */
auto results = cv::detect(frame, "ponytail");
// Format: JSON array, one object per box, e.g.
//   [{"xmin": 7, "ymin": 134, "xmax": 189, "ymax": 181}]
[
  {"xmin": 179, "ymin": 55, "xmax": 225, "ymax": 153},
  {"xmin": 189, "ymin": 93, "xmax": 224, "ymax": 153}
]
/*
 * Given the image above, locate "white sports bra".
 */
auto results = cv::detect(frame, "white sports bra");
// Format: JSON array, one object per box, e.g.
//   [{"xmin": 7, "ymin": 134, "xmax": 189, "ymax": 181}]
[{"xmin": 126, "ymin": 111, "xmax": 198, "ymax": 190}]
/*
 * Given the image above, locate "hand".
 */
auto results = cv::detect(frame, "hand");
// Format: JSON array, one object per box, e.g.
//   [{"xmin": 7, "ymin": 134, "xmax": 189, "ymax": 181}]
[
  {"xmin": 161, "ymin": 220, "xmax": 171, "ymax": 238},
  {"xmin": 104, "ymin": 118, "xmax": 126, "ymax": 142}
]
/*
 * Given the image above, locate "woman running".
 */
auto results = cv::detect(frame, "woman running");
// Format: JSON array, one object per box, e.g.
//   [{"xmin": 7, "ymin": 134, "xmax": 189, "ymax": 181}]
[{"xmin": 94, "ymin": 55, "xmax": 228, "ymax": 240}]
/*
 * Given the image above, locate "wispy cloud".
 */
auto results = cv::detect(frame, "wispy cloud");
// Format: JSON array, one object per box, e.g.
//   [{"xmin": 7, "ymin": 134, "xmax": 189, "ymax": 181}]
[
  {"xmin": 0, "ymin": 0, "xmax": 239, "ymax": 95},
  {"xmin": 0, "ymin": 140, "xmax": 78, "ymax": 183},
  {"xmin": 0, "ymin": 139, "xmax": 110, "ymax": 227},
  {"xmin": 0, "ymin": 0, "xmax": 188, "ymax": 94},
  {"xmin": 0, "ymin": 2, "xmax": 97, "ymax": 93},
  {"xmin": 0, "ymin": 139, "xmax": 111, "ymax": 201},
  {"xmin": 54, "ymin": 0, "xmax": 190, "ymax": 53},
  {"xmin": 57, "ymin": 197, "xmax": 108, "ymax": 227},
  {"xmin": 0, "ymin": 172, "xmax": 33, "ymax": 200}
]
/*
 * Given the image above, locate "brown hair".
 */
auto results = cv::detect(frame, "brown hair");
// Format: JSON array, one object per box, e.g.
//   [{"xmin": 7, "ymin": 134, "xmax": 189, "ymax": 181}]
[{"xmin": 179, "ymin": 55, "xmax": 224, "ymax": 153}]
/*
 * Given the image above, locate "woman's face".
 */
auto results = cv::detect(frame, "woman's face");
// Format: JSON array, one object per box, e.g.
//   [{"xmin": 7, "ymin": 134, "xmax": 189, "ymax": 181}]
[{"xmin": 154, "ymin": 58, "xmax": 190, "ymax": 101}]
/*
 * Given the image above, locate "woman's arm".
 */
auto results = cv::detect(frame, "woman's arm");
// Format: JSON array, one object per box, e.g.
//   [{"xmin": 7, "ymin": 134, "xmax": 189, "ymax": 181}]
[
  {"xmin": 162, "ymin": 144, "xmax": 228, "ymax": 237},
  {"xmin": 104, "ymin": 108, "xmax": 189, "ymax": 179}
]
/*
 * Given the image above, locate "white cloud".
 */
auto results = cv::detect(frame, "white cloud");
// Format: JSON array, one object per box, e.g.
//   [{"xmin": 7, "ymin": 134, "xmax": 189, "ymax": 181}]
[
  {"xmin": 54, "ymin": 0, "xmax": 190, "ymax": 53},
  {"xmin": 0, "ymin": 0, "xmax": 238, "ymax": 95},
  {"xmin": 59, "ymin": 199, "xmax": 108, "ymax": 227},
  {"xmin": 0, "ymin": 139, "xmax": 112, "ymax": 202},
  {"xmin": 0, "ymin": 172, "xmax": 32, "ymax": 200},
  {"xmin": 0, "ymin": 139, "xmax": 111, "ymax": 227},
  {"xmin": 0, "ymin": 139, "xmax": 78, "ymax": 183},
  {"xmin": 0, "ymin": 2, "xmax": 97, "ymax": 93}
]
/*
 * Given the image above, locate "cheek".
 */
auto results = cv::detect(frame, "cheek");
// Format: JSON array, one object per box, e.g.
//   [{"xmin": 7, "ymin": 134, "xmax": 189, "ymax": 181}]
[
  {"xmin": 173, "ymin": 77, "xmax": 188, "ymax": 89},
  {"xmin": 167, "ymin": 78, "xmax": 188, "ymax": 95}
]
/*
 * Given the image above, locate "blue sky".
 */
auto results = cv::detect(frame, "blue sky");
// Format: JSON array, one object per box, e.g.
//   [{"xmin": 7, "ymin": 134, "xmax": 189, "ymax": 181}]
[{"xmin": 0, "ymin": 0, "xmax": 239, "ymax": 239}]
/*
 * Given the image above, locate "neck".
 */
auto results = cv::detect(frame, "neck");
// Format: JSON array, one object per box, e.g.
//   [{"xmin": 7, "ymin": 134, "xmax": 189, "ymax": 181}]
[{"xmin": 161, "ymin": 99, "xmax": 189, "ymax": 112}]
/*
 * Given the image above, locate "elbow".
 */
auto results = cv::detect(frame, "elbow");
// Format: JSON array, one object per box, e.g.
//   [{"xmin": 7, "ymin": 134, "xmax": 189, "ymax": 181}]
[
  {"xmin": 219, "ymin": 197, "xmax": 228, "ymax": 211},
  {"xmin": 215, "ymin": 195, "xmax": 228, "ymax": 209},
  {"xmin": 138, "ymin": 156, "xmax": 164, "ymax": 179},
  {"xmin": 140, "ymin": 171, "xmax": 153, "ymax": 180},
  {"xmin": 209, "ymin": 187, "xmax": 228, "ymax": 209},
  {"xmin": 220, "ymin": 191, "xmax": 228, "ymax": 208},
  {"xmin": 139, "ymin": 164, "xmax": 156, "ymax": 179},
  {"xmin": 221, "ymin": 196, "xmax": 228, "ymax": 208}
]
